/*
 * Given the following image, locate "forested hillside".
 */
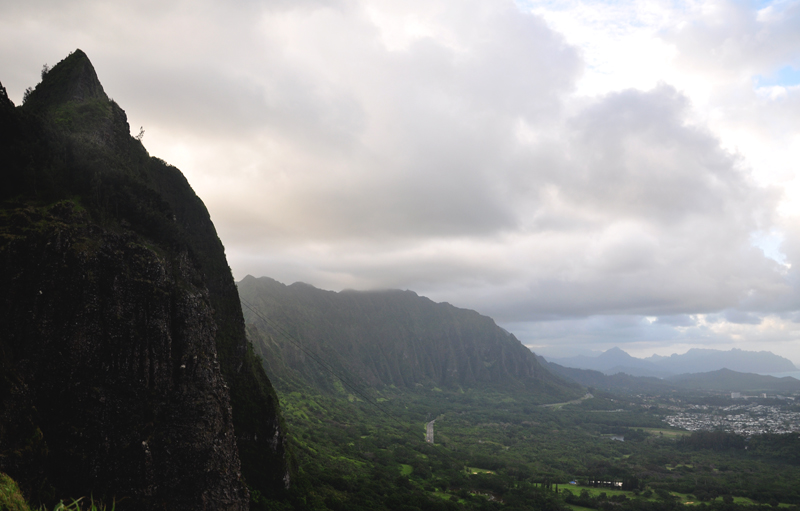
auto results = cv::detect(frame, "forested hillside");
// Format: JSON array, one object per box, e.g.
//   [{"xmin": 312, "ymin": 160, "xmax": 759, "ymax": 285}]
[{"xmin": 238, "ymin": 275, "xmax": 580, "ymax": 401}]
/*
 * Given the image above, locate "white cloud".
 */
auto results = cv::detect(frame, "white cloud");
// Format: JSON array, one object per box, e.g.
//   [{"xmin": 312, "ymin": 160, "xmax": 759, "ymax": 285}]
[{"xmin": 3, "ymin": 0, "xmax": 800, "ymax": 361}]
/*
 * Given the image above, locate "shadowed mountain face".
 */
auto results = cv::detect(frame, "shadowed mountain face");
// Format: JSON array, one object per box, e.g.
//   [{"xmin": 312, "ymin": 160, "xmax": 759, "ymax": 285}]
[
  {"xmin": 238, "ymin": 276, "xmax": 580, "ymax": 402},
  {"xmin": 0, "ymin": 50, "xmax": 287, "ymax": 509}
]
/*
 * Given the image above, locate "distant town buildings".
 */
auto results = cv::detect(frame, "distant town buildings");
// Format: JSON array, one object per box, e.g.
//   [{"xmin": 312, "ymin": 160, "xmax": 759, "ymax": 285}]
[{"xmin": 664, "ymin": 403, "xmax": 800, "ymax": 435}]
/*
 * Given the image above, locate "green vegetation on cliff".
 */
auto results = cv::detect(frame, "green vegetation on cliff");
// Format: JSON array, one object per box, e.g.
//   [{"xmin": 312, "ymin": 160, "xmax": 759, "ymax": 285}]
[
  {"xmin": 239, "ymin": 275, "xmax": 800, "ymax": 511},
  {"xmin": 236, "ymin": 275, "xmax": 588, "ymax": 510},
  {"xmin": 238, "ymin": 275, "xmax": 580, "ymax": 400}
]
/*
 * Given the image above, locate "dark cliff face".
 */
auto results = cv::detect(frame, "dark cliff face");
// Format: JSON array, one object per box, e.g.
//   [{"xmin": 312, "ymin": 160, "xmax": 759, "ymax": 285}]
[
  {"xmin": 0, "ymin": 204, "xmax": 246, "ymax": 509},
  {"xmin": 0, "ymin": 51, "xmax": 288, "ymax": 509},
  {"xmin": 238, "ymin": 276, "xmax": 580, "ymax": 401}
]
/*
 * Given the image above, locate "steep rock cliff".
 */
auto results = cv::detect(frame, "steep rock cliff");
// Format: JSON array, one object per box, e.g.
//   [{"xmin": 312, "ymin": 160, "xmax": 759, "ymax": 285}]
[
  {"xmin": 239, "ymin": 276, "xmax": 580, "ymax": 402},
  {"xmin": 0, "ymin": 51, "xmax": 287, "ymax": 509}
]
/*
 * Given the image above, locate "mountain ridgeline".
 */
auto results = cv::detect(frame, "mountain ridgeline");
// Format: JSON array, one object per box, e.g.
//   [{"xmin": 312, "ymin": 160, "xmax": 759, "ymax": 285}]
[
  {"xmin": 0, "ymin": 51, "xmax": 287, "ymax": 509},
  {"xmin": 238, "ymin": 276, "xmax": 580, "ymax": 402},
  {"xmin": 549, "ymin": 346, "xmax": 797, "ymax": 378},
  {"xmin": 541, "ymin": 346, "xmax": 800, "ymax": 396},
  {"xmin": 541, "ymin": 359, "xmax": 800, "ymax": 395}
]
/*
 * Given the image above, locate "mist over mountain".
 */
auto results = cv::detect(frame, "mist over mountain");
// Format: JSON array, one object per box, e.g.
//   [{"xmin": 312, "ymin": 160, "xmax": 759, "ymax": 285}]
[
  {"xmin": 549, "ymin": 346, "xmax": 796, "ymax": 377},
  {"xmin": 0, "ymin": 50, "xmax": 287, "ymax": 509},
  {"xmin": 238, "ymin": 276, "xmax": 580, "ymax": 402}
]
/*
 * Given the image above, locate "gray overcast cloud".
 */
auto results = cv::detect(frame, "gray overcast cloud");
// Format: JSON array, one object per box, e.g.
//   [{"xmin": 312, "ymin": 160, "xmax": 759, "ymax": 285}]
[{"xmin": 3, "ymin": 0, "xmax": 800, "ymax": 361}]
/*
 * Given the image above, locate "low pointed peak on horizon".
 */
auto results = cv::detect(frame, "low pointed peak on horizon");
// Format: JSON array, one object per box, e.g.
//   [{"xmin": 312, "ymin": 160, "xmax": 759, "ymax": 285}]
[{"xmin": 602, "ymin": 346, "xmax": 629, "ymax": 355}]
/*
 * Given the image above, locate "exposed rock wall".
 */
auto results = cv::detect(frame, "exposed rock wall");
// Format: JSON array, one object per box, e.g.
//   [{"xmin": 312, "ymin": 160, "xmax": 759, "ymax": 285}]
[
  {"xmin": 0, "ymin": 50, "xmax": 288, "ymax": 509},
  {"xmin": 0, "ymin": 203, "xmax": 246, "ymax": 510}
]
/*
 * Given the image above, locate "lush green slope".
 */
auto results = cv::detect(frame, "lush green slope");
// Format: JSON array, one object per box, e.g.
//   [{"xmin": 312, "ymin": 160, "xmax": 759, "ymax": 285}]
[
  {"xmin": 242, "ymin": 359, "xmax": 800, "ymax": 511},
  {"xmin": 233, "ymin": 276, "xmax": 648, "ymax": 510},
  {"xmin": 238, "ymin": 275, "xmax": 581, "ymax": 402},
  {"xmin": 235, "ymin": 277, "xmax": 800, "ymax": 510},
  {"xmin": 0, "ymin": 50, "xmax": 287, "ymax": 509}
]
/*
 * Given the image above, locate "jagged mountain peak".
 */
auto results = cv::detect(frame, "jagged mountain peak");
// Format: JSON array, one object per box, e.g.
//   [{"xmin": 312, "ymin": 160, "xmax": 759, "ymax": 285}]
[
  {"xmin": 25, "ymin": 49, "xmax": 108, "ymax": 109},
  {"xmin": 1, "ymin": 51, "xmax": 288, "ymax": 508},
  {"xmin": 20, "ymin": 50, "xmax": 132, "ymax": 151}
]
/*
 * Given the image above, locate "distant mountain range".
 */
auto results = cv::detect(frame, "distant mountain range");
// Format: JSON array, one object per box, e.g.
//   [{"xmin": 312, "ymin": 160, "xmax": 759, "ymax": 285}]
[
  {"xmin": 668, "ymin": 369, "xmax": 800, "ymax": 394},
  {"xmin": 237, "ymin": 276, "xmax": 582, "ymax": 403},
  {"xmin": 540, "ymin": 360, "xmax": 800, "ymax": 395},
  {"xmin": 536, "ymin": 358, "xmax": 674, "ymax": 395},
  {"xmin": 547, "ymin": 346, "xmax": 797, "ymax": 377}
]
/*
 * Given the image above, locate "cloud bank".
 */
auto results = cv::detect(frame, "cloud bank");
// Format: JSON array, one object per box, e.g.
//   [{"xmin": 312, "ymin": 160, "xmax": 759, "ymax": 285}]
[{"xmin": 2, "ymin": 0, "xmax": 800, "ymax": 360}]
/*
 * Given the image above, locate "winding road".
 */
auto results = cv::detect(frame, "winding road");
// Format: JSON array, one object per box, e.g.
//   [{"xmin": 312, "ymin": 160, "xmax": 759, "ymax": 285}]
[
  {"xmin": 426, "ymin": 419, "xmax": 435, "ymax": 443},
  {"xmin": 541, "ymin": 393, "xmax": 594, "ymax": 408}
]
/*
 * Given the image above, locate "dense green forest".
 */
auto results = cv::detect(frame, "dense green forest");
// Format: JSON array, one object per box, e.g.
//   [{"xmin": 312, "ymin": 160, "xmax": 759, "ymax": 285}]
[
  {"xmin": 237, "ymin": 278, "xmax": 800, "ymax": 511},
  {"xmin": 253, "ymin": 372, "xmax": 800, "ymax": 510},
  {"xmin": 258, "ymin": 373, "xmax": 800, "ymax": 511}
]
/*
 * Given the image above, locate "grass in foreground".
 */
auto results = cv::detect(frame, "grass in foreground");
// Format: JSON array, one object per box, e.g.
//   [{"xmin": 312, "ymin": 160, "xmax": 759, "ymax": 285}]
[
  {"xmin": 0, "ymin": 472, "xmax": 31, "ymax": 511},
  {"xmin": 49, "ymin": 497, "xmax": 114, "ymax": 511},
  {"xmin": 0, "ymin": 473, "xmax": 114, "ymax": 511}
]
